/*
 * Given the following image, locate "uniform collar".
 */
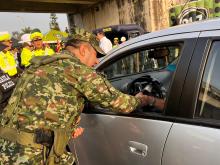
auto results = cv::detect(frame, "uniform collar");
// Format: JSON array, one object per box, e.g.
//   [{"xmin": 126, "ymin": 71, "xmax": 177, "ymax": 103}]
[{"xmin": 62, "ymin": 50, "xmax": 80, "ymax": 62}]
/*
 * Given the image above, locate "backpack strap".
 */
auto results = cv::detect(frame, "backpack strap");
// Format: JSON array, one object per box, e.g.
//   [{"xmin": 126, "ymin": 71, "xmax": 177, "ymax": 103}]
[
  {"xmin": 1, "ymin": 72, "xmax": 34, "ymax": 125},
  {"xmin": 47, "ymin": 113, "xmax": 79, "ymax": 164},
  {"xmin": 30, "ymin": 54, "xmax": 76, "ymax": 67}
]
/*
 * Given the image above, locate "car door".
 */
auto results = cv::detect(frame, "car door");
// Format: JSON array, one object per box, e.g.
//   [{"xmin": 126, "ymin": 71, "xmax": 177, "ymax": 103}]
[
  {"xmin": 71, "ymin": 32, "xmax": 199, "ymax": 165},
  {"xmin": 162, "ymin": 31, "xmax": 220, "ymax": 165}
]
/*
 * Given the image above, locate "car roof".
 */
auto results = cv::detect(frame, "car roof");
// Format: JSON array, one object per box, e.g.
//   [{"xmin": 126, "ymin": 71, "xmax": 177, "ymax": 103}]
[
  {"xmin": 93, "ymin": 24, "xmax": 145, "ymax": 34},
  {"xmin": 104, "ymin": 18, "xmax": 220, "ymax": 55},
  {"xmin": 152, "ymin": 18, "xmax": 220, "ymax": 36}
]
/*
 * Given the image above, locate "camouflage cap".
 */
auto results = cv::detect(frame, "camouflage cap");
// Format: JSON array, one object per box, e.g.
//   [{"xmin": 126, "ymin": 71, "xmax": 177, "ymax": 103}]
[{"xmin": 66, "ymin": 27, "xmax": 106, "ymax": 58}]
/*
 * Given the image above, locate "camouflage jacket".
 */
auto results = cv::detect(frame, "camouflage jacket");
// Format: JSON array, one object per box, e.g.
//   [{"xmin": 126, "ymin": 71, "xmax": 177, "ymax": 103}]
[{"xmin": 0, "ymin": 50, "xmax": 140, "ymax": 164}]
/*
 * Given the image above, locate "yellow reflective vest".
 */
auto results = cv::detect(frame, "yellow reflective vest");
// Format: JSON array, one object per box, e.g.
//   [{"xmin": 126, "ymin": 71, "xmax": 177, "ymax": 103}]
[
  {"xmin": 0, "ymin": 51, "xmax": 17, "ymax": 76},
  {"xmin": 21, "ymin": 47, "xmax": 33, "ymax": 67},
  {"xmin": 32, "ymin": 47, "xmax": 55, "ymax": 57}
]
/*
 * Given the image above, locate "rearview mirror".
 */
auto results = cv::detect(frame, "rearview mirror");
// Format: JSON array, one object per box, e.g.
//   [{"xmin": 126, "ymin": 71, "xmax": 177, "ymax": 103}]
[{"xmin": 148, "ymin": 47, "xmax": 169, "ymax": 59}]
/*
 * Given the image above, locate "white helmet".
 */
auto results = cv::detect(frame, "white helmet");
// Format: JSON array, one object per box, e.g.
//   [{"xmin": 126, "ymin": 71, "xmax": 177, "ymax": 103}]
[
  {"xmin": 19, "ymin": 33, "xmax": 31, "ymax": 44},
  {"xmin": 120, "ymin": 36, "xmax": 126, "ymax": 42}
]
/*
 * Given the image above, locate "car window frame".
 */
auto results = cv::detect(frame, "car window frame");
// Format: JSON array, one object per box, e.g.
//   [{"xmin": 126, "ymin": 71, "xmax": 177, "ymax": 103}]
[{"xmin": 84, "ymin": 32, "xmax": 200, "ymax": 121}]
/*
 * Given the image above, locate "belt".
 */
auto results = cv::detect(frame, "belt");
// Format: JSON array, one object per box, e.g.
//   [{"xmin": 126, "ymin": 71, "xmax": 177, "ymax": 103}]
[{"xmin": 0, "ymin": 126, "xmax": 43, "ymax": 149}]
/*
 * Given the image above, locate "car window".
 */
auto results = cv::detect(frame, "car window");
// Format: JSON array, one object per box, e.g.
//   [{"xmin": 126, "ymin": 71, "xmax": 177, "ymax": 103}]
[
  {"xmin": 196, "ymin": 41, "xmax": 220, "ymax": 120},
  {"xmin": 102, "ymin": 44, "xmax": 182, "ymax": 79}
]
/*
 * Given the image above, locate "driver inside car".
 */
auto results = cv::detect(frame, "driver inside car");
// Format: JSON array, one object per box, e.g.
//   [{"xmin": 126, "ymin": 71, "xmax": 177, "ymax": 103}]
[{"xmin": 135, "ymin": 61, "xmax": 178, "ymax": 111}]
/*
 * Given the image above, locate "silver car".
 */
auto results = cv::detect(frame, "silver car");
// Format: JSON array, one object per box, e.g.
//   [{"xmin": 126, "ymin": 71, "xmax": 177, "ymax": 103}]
[{"xmin": 70, "ymin": 18, "xmax": 220, "ymax": 165}]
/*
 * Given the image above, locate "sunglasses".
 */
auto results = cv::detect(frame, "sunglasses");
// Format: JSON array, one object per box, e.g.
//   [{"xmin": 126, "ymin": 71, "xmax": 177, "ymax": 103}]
[
  {"xmin": 32, "ymin": 38, "xmax": 42, "ymax": 42},
  {"xmin": 3, "ymin": 40, "xmax": 12, "ymax": 43}
]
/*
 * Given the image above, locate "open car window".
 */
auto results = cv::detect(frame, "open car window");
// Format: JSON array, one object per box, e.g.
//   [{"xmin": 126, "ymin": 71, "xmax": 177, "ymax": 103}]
[
  {"xmin": 90, "ymin": 42, "xmax": 184, "ymax": 115},
  {"xmin": 102, "ymin": 44, "xmax": 182, "ymax": 79}
]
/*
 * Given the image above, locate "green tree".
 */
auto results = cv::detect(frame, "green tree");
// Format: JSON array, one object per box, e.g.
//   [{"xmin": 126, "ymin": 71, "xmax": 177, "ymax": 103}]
[
  {"xmin": 20, "ymin": 26, "xmax": 32, "ymax": 35},
  {"xmin": 50, "ymin": 13, "xmax": 60, "ymax": 30},
  {"xmin": 12, "ymin": 31, "xmax": 20, "ymax": 40}
]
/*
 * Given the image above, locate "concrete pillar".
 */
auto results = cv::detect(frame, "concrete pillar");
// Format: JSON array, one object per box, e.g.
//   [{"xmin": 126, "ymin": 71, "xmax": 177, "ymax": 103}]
[
  {"xmin": 94, "ymin": 0, "xmax": 120, "ymax": 28},
  {"xmin": 147, "ymin": 0, "xmax": 170, "ymax": 31},
  {"xmin": 68, "ymin": 0, "xmax": 186, "ymax": 32},
  {"xmin": 116, "ymin": 0, "xmax": 148, "ymax": 30}
]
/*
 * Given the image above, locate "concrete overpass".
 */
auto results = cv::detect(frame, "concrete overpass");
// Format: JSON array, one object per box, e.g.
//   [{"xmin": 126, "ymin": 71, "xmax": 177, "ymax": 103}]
[
  {"xmin": 0, "ymin": 0, "xmax": 104, "ymax": 13},
  {"xmin": 0, "ymin": 0, "xmax": 184, "ymax": 32}
]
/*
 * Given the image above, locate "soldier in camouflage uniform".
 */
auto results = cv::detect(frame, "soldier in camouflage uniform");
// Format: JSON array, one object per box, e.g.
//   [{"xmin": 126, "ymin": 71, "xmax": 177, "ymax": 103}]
[{"xmin": 0, "ymin": 28, "xmax": 162, "ymax": 165}]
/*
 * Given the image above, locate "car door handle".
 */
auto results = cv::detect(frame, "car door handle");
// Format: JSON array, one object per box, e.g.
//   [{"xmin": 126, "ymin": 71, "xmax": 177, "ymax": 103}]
[{"xmin": 128, "ymin": 141, "xmax": 148, "ymax": 157}]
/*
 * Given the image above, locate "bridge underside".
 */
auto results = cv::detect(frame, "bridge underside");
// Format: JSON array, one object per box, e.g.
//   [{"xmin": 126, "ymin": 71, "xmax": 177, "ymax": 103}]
[
  {"xmin": 0, "ymin": 0, "xmax": 102, "ymax": 13},
  {"xmin": 0, "ymin": 0, "xmax": 182, "ymax": 33}
]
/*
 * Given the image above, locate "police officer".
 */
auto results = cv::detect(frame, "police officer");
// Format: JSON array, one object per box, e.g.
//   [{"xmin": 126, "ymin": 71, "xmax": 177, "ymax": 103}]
[
  {"xmin": 113, "ymin": 37, "xmax": 119, "ymax": 48},
  {"xmin": 0, "ymin": 32, "xmax": 18, "ymax": 76},
  {"xmin": 0, "ymin": 27, "xmax": 164, "ymax": 164},
  {"xmin": 0, "ymin": 41, "xmax": 17, "ymax": 111},
  {"xmin": 30, "ymin": 30, "xmax": 55, "ymax": 57},
  {"xmin": 19, "ymin": 33, "xmax": 34, "ymax": 67},
  {"xmin": 120, "ymin": 36, "xmax": 127, "ymax": 43}
]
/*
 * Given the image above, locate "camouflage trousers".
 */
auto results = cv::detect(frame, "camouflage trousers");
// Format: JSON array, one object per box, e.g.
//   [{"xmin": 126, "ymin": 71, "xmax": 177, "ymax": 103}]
[{"xmin": 0, "ymin": 138, "xmax": 75, "ymax": 165}]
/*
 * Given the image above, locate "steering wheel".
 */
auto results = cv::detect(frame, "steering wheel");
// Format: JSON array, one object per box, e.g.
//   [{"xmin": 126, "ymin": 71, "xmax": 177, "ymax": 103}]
[
  {"xmin": 125, "ymin": 75, "xmax": 166, "ymax": 112},
  {"xmin": 128, "ymin": 75, "xmax": 166, "ymax": 99}
]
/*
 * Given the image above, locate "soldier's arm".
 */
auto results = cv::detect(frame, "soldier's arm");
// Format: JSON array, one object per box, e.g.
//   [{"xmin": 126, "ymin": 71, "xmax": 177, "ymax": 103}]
[
  {"xmin": 69, "ymin": 65, "xmax": 141, "ymax": 113},
  {"xmin": 67, "ymin": 62, "xmax": 164, "ymax": 112}
]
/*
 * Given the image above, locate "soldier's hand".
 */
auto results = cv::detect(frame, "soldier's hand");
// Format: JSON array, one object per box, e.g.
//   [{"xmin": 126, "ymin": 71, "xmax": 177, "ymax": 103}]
[
  {"xmin": 135, "ymin": 92, "xmax": 165, "ymax": 110},
  {"xmin": 72, "ymin": 127, "xmax": 84, "ymax": 139},
  {"xmin": 135, "ymin": 92, "xmax": 150, "ymax": 106}
]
